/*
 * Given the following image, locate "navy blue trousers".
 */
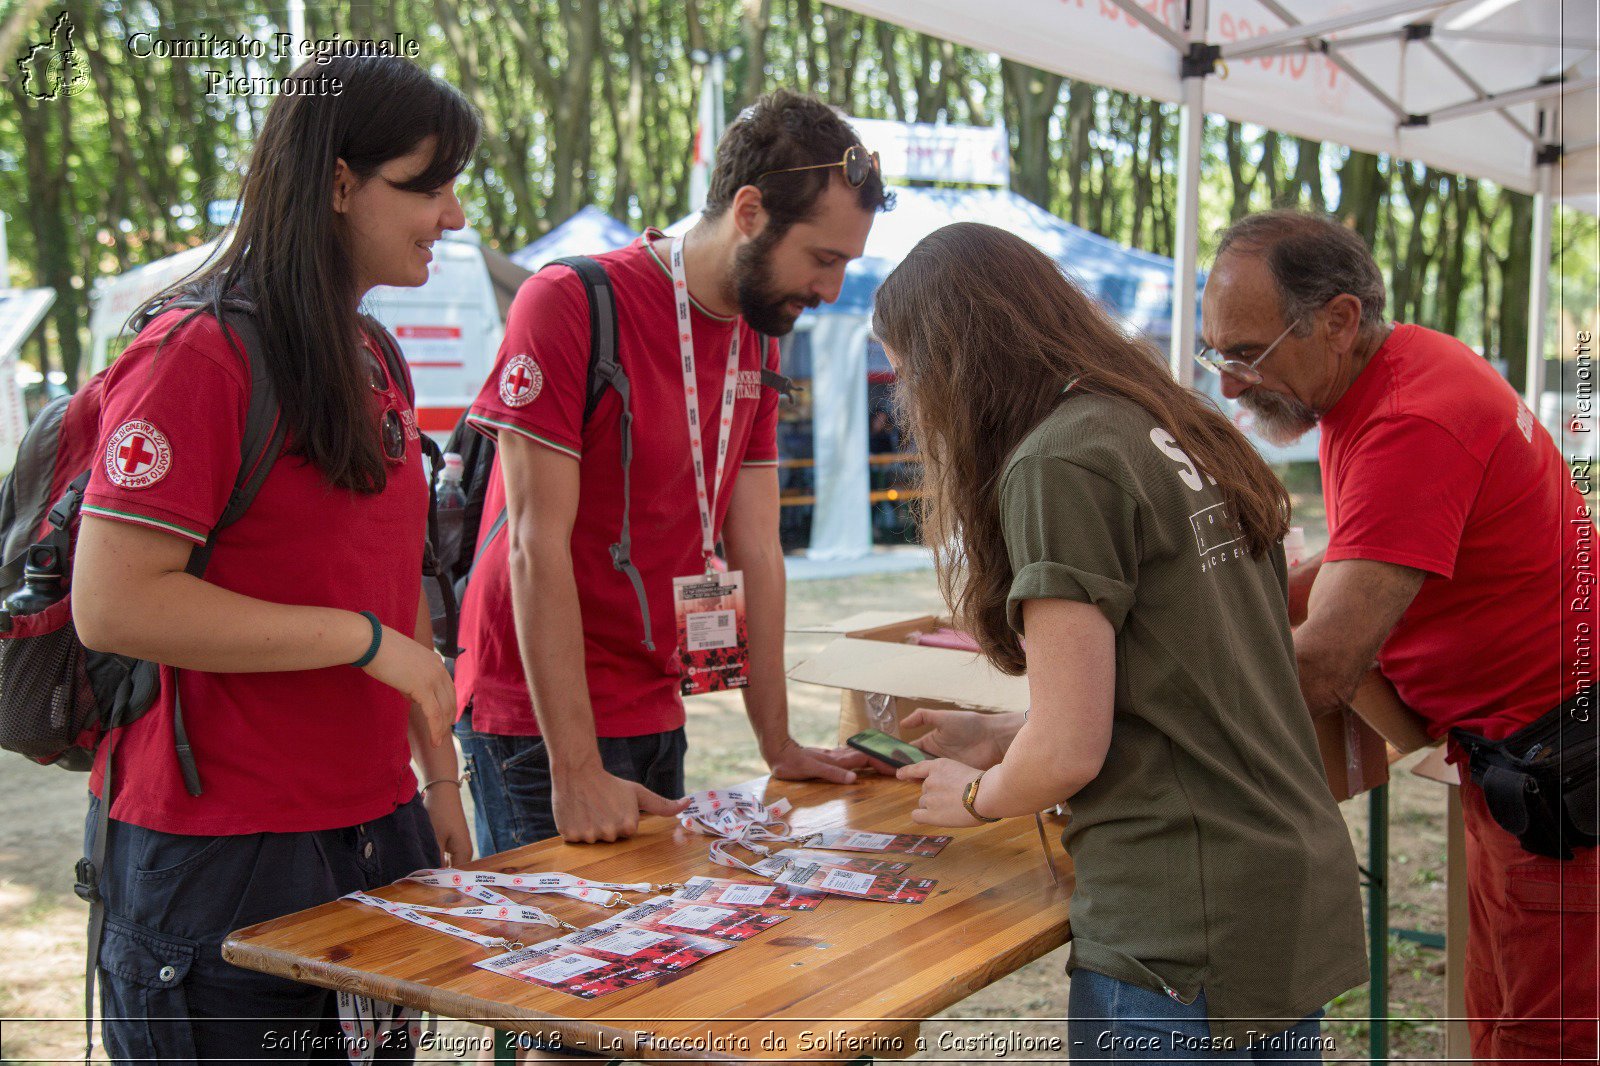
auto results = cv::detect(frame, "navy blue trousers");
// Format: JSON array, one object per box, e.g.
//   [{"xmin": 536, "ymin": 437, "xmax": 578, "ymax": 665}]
[{"xmin": 87, "ymin": 792, "xmax": 439, "ymax": 1065}]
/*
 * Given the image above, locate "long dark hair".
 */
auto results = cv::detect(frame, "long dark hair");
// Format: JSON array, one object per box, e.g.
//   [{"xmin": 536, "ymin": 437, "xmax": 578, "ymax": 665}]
[
  {"xmin": 137, "ymin": 55, "xmax": 479, "ymax": 493},
  {"xmin": 873, "ymin": 223, "xmax": 1291, "ymax": 675}
]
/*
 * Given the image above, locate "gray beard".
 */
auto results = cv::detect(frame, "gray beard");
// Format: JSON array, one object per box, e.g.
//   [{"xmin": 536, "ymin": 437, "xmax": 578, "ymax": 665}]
[{"xmin": 1239, "ymin": 388, "xmax": 1321, "ymax": 446}]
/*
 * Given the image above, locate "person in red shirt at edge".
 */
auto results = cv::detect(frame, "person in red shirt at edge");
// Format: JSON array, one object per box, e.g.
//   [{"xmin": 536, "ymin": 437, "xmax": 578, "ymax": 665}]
[
  {"xmin": 454, "ymin": 90, "xmax": 891, "ymax": 851},
  {"xmin": 73, "ymin": 56, "xmax": 475, "ymax": 1062},
  {"xmin": 1200, "ymin": 210, "xmax": 1596, "ymax": 1063}
]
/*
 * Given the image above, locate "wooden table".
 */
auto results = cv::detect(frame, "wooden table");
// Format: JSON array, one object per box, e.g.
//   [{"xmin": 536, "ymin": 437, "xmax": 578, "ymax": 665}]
[{"xmin": 223, "ymin": 775, "xmax": 1073, "ymax": 1063}]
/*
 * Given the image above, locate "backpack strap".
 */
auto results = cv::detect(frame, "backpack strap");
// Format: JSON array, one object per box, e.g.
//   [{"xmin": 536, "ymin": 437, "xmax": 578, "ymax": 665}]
[
  {"xmin": 78, "ymin": 300, "xmax": 286, "ymax": 1061},
  {"xmin": 163, "ymin": 306, "xmax": 288, "ymax": 797},
  {"xmin": 361, "ymin": 317, "xmax": 460, "ymax": 656},
  {"xmin": 760, "ymin": 368, "xmax": 800, "ymax": 404},
  {"xmin": 750, "ymin": 331, "xmax": 799, "ymax": 405},
  {"xmin": 550, "ymin": 255, "xmax": 653, "ymax": 652},
  {"xmin": 462, "ymin": 257, "xmax": 655, "ymax": 652}
]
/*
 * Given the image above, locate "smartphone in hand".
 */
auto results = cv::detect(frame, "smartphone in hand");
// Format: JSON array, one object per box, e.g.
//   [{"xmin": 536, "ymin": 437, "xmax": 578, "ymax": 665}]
[{"xmin": 845, "ymin": 729, "xmax": 930, "ymax": 769}]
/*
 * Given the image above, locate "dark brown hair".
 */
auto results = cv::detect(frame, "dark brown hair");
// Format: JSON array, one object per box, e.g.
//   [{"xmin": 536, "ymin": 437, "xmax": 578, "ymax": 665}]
[
  {"xmin": 873, "ymin": 223, "xmax": 1291, "ymax": 675},
  {"xmin": 703, "ymin": 88, "xmax": 892, "ymax": 237},
  {"xmin": 139, "ymin": 55, "xmax": 479, "ymax": 493}
]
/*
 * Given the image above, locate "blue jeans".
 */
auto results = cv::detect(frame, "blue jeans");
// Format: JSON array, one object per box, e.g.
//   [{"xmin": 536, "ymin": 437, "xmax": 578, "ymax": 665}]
[
  {"xmin": 1068, "ymin": 969, "xmax": 1328, "ymax": 1063},
  {"xmin": 454, "ymin": 710, "xmax": 686, "ymax": 855},
  {"xmin": 87, "ymin": 793, "xmax": 438, "ymax": 1065}
]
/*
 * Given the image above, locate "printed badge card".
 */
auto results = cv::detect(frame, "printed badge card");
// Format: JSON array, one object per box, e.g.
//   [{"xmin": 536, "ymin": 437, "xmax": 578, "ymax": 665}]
[
  {"xmin": 476, "ymin": 943, "xmax": 669, "ymax": 999},
  {"xmin": 613, "ymin": 896, "xmax": 788, "ymax": 941},
  {"xmin": 773, "ymin": 860, "xmax": 938, "ymax": 905},
  {"xmin": 756, "ymin": 848, "xmax": 912, "ymax": 876},
  {"xmin": 675, "ymin": 876, "xmax": 826, "ymax": 911},
  {"xmin": 673, "ymin": 571, "xmax": 748, "ymax": 695},
  {"xmin": 806, "ymin": 828, "xmax": 952, "ymax": 857},
  {"xmin": 561, "ymin": 920, "xmax": 731, "ymax": 971}
]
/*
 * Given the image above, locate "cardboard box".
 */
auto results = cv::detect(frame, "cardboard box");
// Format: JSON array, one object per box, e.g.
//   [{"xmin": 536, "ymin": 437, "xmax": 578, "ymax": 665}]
[
  {"xmin": 787, "ymin": 612, "xmax": 1029, "ymax": 745},
  {"xmin": 1315, "ymin": 706, "xmax": 1390, "ymax": 802},
  {"xmin": 1351, "ymin": 667, "xmax": 1434, "ymax": 755},
  {"xmin": 791, "ymin": 610, "xmax": 1395, "ymax": 803}
]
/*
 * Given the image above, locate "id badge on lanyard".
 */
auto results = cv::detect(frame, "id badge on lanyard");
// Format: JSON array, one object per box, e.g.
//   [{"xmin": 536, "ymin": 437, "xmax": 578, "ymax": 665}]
[{"xmin": 669, "ymin": 235, "xmax": 749, "ymax": 696}]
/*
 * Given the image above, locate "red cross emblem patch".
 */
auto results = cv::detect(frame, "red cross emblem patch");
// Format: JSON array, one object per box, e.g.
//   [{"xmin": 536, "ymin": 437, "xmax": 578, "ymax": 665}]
[
  {"xmin": 103, "ymin": 420, "xmax": 172, "ymax": 490},
  {"xmin": 499, "ymin": 353, "xmax": 543, "ymax": 408}
]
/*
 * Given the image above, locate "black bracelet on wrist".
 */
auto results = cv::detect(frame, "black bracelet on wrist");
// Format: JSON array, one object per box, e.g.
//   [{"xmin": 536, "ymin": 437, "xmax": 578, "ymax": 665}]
[{"xmin": 351, "ymin": 611, "xmax": 383, "ymax": 668}]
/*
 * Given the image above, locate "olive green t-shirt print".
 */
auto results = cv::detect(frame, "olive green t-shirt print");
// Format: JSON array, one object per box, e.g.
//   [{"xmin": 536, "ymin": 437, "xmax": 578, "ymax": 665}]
[{"xmin": 999, "ymin": 393, "xmax": 1368, "ymax": 1046}]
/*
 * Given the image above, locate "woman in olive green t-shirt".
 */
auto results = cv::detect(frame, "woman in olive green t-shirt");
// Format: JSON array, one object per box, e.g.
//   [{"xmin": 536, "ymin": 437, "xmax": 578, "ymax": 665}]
[{"xmin": 863, "ymin": 223, "xmax": 1368, "ymax": 1060}]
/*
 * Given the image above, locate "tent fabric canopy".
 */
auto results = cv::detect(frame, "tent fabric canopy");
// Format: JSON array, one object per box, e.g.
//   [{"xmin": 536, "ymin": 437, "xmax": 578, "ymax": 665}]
[
  {"xmin": 822, "ymin": 0, "xmax": 1596, "ymax": 207},
  {"xmin": 511, "ymin": 206, "xmax": 640, "ymax": 272},
  {"xmin": 814, "ymin": 186, "xmax": 1192, "ymax": 341},
  {"xmin": 823, "ymin": 0, "xmax": 1593, "ymax": 402}
]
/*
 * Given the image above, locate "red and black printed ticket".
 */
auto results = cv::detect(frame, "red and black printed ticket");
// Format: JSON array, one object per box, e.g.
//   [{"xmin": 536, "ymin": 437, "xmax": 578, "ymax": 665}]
[
  {"xmin": 675, "ymin": 875, "xmax": 826, "ymax": 911},
  {"xmin": 773, "ymin": 860, "xmax": 937, "ymax": 904},
  {"xmin": 613, "ymin": 895, "xmax": 790, "ymax": 940},
  {"xmin": 756, "ymin": 848, "xmax": 912, "ymax": 876},
  {"xmin": 560, "ymin": 920, "xmax": 732, "ymax": 971},
  {"xmin": 475, "ymin": 943, "xmax": 670, "ymax": 999},
  {"xmin": 804, "ymin": 828, "xmax": 952, "ymax": 857}
]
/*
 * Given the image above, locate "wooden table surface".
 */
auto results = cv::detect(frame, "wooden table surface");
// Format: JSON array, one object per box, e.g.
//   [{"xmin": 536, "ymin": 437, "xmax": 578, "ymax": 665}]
[{"xmin": 223, "ymin": 774, "xmax": 1073, "ymax": 1063}]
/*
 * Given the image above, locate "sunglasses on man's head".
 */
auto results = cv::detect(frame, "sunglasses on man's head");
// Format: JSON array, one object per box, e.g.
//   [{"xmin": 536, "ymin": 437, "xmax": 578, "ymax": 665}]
[{"xmin": 758, "ymin": 144, "xmax": 881, "ymax": 189}]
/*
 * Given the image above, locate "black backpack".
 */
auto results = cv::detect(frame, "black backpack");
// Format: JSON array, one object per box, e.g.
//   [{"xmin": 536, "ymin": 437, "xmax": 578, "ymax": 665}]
[
  {"xmin": 435, "ymin": 255, "xmax": 652, "ymax": 656},
  {"xmin": 432, "ymin": 255, "xmax": 797, "ymax": 660},
  {"xmin": 0, "ymin": 298, "xmax": 447, "ymax": 1060},
  {"xmin": 0, "ymin": 299, "xmax": 287, "ymax": 783}
]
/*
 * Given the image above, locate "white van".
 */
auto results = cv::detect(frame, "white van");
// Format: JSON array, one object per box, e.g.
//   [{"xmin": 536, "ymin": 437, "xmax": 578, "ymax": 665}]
[{"xmin": 86, "ymin": 231, "xmax": 525, "ymax": 442}]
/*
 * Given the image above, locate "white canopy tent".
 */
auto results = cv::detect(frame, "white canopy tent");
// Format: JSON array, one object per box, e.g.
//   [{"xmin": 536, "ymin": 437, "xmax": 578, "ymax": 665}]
[{"xmin": 822, "ymin": 0, "xmax": 1597, "ymax": 403}]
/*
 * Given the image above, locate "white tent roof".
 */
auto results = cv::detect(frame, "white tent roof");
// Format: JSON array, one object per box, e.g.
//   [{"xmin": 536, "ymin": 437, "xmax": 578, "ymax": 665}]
[{"xmin": 825, "ymin": 0, "xmax": 1596, "ymax": 209}]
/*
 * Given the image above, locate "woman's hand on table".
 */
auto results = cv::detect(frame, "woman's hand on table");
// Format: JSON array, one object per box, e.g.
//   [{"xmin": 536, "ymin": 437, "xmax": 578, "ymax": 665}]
[
  {"xmin": 422, "ymin": 781, "xmax": 474, "ymax": 866},
  {"xmin": 898, "ymin": 758, "xmax": 985, "ymax": 828}
]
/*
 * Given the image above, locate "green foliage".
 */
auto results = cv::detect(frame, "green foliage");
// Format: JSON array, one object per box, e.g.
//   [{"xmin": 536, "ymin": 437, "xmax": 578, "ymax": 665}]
[{"xmin": 1, "ymin": 0, "xmax": 1591, "ymax": 387}]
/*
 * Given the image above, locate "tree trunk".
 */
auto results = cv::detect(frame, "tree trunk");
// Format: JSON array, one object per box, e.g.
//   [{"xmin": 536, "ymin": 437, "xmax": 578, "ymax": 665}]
[
  {"xmin": 1293, "ymin": 138, "xmax": 1325, "ymax": 212},
  {"xmin": 739, "ymin": 0, "xmax": 772, "ymax": 106},
  {"xmin": 1336, "ymin": 149, "xmax": 1384, "ymax": 246},
  {"xmin": 1000, "ymin": 59, "xmax": 1062, "ymax": 209},
  {"xmin": 1224, "ymin": 122, "xmax": 1258, "ymax": 222},
  {"xmin": 1499, "ymin": 189, "xmax": 1534, "ymax": 391},
  {"xmin": 1065, "ymin": 81, "xmax": 1094, "ymax": 228}
]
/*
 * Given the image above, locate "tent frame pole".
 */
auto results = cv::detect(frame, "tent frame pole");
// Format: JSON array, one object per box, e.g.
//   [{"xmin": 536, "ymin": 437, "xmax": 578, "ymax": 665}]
[
  {"xmin": 1526, "ymin": 125, "xmax": 1558, "ymax": 412},
  {"xmin": 1217, "ymin": 0, "xmax": 1446, "ymax": 60},
  {"xmin": 1169, "ymin": 0, "xmax": 1208, "ymax": 388}
]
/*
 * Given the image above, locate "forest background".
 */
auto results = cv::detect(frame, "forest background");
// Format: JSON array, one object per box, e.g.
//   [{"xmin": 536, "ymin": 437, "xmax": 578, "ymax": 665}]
[{"xmin": 1, "ymin": 0, "xmax": 1595, "ymax": 393}]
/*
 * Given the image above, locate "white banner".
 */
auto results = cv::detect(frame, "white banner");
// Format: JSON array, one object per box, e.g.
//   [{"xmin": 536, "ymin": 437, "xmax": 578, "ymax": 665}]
[{"xmin": 847, "ymin": 117, "xmax": 1011, "ymax": 186}]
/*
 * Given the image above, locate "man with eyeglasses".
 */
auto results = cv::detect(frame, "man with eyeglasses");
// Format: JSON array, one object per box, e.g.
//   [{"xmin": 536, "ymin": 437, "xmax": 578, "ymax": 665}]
[
  {"xmin": 1200, "ymin": 209, "xmax": 1594, "ymax": 1063},
  {"xmin": 454, "ymin": 90, "xmax": 893, "ymax": 857}
]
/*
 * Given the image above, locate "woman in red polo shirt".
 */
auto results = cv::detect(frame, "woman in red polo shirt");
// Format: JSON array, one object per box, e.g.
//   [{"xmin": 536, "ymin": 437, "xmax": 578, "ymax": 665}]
[{"xmin": 72, "ymin": 55, "xmax": 479, "ymax": 1062}]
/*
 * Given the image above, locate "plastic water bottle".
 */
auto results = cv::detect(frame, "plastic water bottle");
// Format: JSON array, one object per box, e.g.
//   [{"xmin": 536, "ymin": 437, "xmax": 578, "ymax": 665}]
[
  {"xmin": 434, "ymin": 452, "xmax": 468, "ymax": 573},
  {"xmin": 1284, "ymin": 526, "xmax": 1307, "ymax": 569},
  {"xmin": 437, "ymin": 453, "xmax": 467, "ymax": 511},
  {"xmin": 1, "ymin": 544, "xmax": 67, "ymax": 629}
]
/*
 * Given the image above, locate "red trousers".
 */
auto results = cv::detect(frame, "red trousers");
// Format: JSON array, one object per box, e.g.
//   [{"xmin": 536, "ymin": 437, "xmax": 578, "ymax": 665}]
[{"xmin": 1464, "ymin": 779, "xmax": 1599, "ymax": 1062}]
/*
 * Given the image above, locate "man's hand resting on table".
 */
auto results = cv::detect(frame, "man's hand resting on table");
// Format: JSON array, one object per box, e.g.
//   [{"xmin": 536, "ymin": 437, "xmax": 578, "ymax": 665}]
[
  {"xmin": 765, "ymin": 736, "xmax": 858, "ymax": 784},
  {"xmin": 554, "ymin": 765, "xmax": 690, "ymax": 843}
]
